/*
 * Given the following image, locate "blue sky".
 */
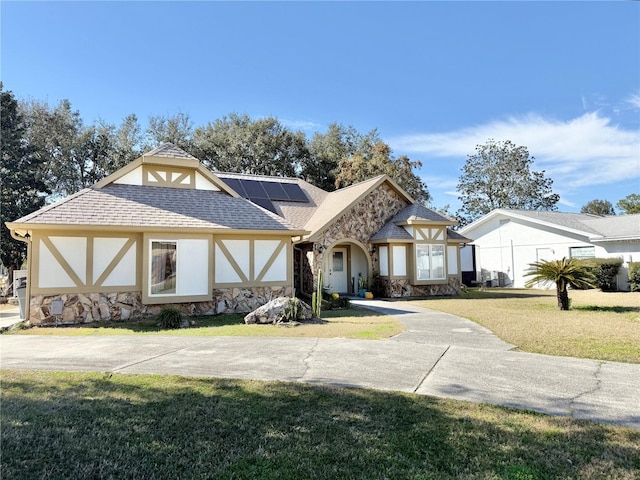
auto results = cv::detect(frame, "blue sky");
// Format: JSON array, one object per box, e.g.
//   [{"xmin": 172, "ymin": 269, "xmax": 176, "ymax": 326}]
[{"xmin": 2, "ymin": 1, "xmax": 639, "ymax": 213}]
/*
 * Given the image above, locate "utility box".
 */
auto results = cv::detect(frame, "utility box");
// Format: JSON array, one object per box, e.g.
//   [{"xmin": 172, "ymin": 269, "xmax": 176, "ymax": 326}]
[{"xmin": 16, "ymin": 277, "xmax": 27, "ymax": 320}]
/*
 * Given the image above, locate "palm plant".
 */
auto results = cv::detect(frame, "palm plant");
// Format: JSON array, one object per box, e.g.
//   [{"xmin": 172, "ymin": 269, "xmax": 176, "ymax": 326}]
[{"xmin": 524, "ymin": 257, "xmax": 596, "ymax": 310}]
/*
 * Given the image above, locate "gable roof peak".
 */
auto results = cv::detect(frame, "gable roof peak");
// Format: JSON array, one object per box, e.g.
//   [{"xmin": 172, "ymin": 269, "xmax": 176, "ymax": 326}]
[
  {"xmin": 392, "ymin": 203, "xmax": 455, "ymax": 225},
  {"xmin": 143, "ymin": 143, "xmax": 197, "ymax": 160}
]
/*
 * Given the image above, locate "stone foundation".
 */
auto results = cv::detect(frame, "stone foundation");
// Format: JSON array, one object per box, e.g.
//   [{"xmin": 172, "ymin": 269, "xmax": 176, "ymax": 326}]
[
  {"xmin": 383, "ymin": 277, "xmax": 461, "ymax": 298},
  {"xmin": 29, "ymin": 286, "xmax": 293, "ymax": 326}
]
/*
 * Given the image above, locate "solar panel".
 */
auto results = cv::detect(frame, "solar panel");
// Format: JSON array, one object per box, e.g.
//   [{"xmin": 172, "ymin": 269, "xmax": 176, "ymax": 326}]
[
  {"xmin": 223, "ymin": 178, "xmax": 247, "ymax": 197},
  {"xmin": 242, "ymin": 179, "xmax": 269, "ymax": 198},
  {"xmin": 281, "ymin": 183, "xmax": 308, "ymax": 202},
  {"xmin": 262, "ymin": 181, "xmax": 289, "ymax": 201},
  {"xmin": 222, "ymin": 177, "xmax": 309, "ymax": 204}
]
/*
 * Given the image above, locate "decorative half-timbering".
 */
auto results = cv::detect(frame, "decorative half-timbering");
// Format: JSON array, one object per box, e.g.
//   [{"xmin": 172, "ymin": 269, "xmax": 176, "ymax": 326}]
[
  {"xmin": 8, "ymin": 144, "xmax": 305, "ymax": 325},
  {"xmin": 7, "ymin": 143, "xmax": 469, "ymax": 325}
]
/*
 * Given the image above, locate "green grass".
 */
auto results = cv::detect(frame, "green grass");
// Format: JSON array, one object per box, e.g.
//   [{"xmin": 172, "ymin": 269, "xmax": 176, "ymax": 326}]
[
  {"xmin": 2, "ymin": 370, "xmax": 639, "ymax": 480},
  {"xmin": 411, "ymin": 289, "xmax": 640, "ymax": 364},
  {"xmin": 11, "ymin": 307, "xmax": 403, "ymax": 340}
]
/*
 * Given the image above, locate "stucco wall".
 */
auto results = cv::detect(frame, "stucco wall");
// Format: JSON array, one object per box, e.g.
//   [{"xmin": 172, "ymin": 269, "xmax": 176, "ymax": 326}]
[{"xmin": 466, "ymin": 217, "xmax": 639, "ymax": 290}]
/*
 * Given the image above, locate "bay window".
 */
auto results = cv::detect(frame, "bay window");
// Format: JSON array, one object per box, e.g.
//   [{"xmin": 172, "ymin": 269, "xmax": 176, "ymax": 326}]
[{"xmin": 416, "ymin": 244, "xmax": 445, "ymax": 280}]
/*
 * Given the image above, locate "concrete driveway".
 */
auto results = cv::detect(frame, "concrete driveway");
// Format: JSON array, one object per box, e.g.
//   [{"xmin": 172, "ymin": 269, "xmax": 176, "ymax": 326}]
[{"xmin": 1, "ymin": 299, "xmax": 639, "ymax": 429}]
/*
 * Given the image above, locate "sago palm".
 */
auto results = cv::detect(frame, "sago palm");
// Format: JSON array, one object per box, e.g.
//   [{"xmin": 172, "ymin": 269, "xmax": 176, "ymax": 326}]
[{"xmin": 524, "ymin": 257, "xmax": 596, "ymax": 310}]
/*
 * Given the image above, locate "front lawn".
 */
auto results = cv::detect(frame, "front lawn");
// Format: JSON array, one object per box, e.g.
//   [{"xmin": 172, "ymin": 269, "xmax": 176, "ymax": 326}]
[
  {"xmin": 2, "ymin": 370, "xmax": 638, "ymax": 480},
  {"xmin": 9, "ymin": 306, "xmax": 403, "ymax": 341},
  {"xmin": 411, "ymin": 289, "xmax": 640, "ymax": 364}
]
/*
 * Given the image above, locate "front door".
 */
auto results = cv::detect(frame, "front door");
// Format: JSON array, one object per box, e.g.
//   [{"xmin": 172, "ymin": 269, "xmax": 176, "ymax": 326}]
[{"xmin": 330, "ymin": 248, "xmax": 348, "ymax": 293}]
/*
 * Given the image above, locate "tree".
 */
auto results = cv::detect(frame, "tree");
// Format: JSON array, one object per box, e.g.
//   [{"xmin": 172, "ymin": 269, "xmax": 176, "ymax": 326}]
[
  {"xmin": 334, "ymin": 140, "xmax": 430, "ymax": 204},
  {"xmin": 20, "ymin": 100, "xmax": 140, "ymax": 198},
  {"xmin": 20, "ymin": 98, "xmax": 83, "ymax": 198},
  {"xmin": 524, "ymin": 258, "xmax": 596, "ymax": 310},
  {"xmin": 0, "ymin": 87, "xmax": 49, "ymax": 272},
  {"xmin": 616, "ymin": 194, "xmax": 640, "ymax": 215},
  {"xmin": 580, "ymin": 199, "xmax": 615, "ymax": 216},
  {"xmin": 113, "ymin": 113, "xmax": 143, "ymax": 168},
  {"xmin": 143, "ymin": 112, "xmax": 193, "ymax": 151},
  {"xmin": 191, "ymin": 113, "xmax": 308, "ymax": 177},
  {"xmin": 456, "ymin": 139, "xmax": 559, "ymax": 226},
  {"xmin": 302, "ymin": 123, "xmax": 363, "ymax": 191}
]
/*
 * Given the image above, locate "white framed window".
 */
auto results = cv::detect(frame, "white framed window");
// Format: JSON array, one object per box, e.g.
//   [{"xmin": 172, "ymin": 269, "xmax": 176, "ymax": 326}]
[
  {"xmin": 392, "ymin": 245, "xmax": 407, "ymax": 276},
  {"xmin": 379, "ymin": 246, "xmax": 389, "ymax": 276},
  {"xmin": 416, "ymin": 244, "xmax": 445, "ymax": 281},
  {"xmin": 151, "ymin": 241, "xmax": 177, "ymax": 294},
  {"xmin": 570, "ymin": 246, "xmax": 595, "ymax": 259},
  {"xmin": 144, "ymin": 235, "xmax": 211, "ymax": 304}
]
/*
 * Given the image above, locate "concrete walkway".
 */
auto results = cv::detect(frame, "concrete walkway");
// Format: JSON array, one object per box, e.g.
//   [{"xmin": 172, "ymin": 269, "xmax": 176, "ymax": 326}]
[
  {"xmin": 1, "ymin": 299, "xmax": 639, "ymax": 429},
  {"xmin": 0, "ymin": 306, "xmax": 22, "ymax": 331}
]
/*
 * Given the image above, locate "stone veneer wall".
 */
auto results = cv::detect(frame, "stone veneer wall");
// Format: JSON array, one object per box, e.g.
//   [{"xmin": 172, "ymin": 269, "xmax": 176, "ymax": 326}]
[
  {"xmin": 29, "ymin": 286, "xmax": 293, "ymax": 326},
  {"xmin": 382, "ymin": 276, "xmax": 461, "ymax": 297},
  {"xmin": 312, "ymin": 183, "xmax": 409, "ymax": 274}
]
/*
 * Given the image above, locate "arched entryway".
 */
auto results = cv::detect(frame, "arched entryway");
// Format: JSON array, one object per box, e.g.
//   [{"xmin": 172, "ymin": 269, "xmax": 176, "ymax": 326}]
[{"xmin": 323, "ymin": 239, "xmax": 372, "ymax": 294}]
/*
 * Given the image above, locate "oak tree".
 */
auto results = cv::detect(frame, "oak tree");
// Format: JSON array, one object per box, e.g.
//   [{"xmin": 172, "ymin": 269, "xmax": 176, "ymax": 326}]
[
  {"xmin": 457, "ymin": 139, "xmax": 559, "ymax": 225},
  {"xmin": 580, "ymin": 199, "xmax": 615, "ymax": 216}
]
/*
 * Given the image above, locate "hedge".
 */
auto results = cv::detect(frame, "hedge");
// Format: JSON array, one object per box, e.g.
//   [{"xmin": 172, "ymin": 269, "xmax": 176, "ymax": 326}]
[
  {"xmin": 629, "ymin": 262, "xmax": 640, "ymax": 292},
  {"xmin": 581, "ymin": 258, "xmax": 623, "ymax": 292}
]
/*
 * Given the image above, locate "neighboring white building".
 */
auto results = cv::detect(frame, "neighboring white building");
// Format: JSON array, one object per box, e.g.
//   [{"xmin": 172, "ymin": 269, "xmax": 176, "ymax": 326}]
[{"xmin": 459, "ymin": 209, "xmax": 640, "ymax": 291}]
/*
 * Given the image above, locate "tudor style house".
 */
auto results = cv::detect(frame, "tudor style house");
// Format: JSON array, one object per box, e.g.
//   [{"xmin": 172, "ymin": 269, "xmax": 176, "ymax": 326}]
[{"xmin": 7, "ymin": 144, "xmax": 468, "ymax": 325}]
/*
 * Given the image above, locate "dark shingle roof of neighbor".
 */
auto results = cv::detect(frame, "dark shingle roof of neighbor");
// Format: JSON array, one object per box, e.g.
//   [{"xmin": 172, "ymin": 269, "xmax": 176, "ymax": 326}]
[{"xmin": 13, "ymin": 184, "xmax": 299, "ymax": 231}]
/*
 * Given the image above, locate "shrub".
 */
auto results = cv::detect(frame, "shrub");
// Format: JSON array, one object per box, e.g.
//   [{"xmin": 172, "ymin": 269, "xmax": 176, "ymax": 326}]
[
  {"xmin": 158, "ymin": 306, "xmax": 183, "ymax": 329},
  {"xmin": 585, "ymin": 258, "xmax": 623, "ymax": 292},
  {"xmin": 629, "ymin": 262, "xmax": 640, "ymax": 292},
  {"xmin": 320, "ymin": 291, "xmax": 350, "ymax": 309},
  {"xmin": 370, "ymin": 272, "xmax": 386, "ymax": 298}
]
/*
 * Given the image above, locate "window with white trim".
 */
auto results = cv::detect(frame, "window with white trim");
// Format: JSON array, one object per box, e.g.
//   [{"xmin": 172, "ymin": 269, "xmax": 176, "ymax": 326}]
[
  {"xmin": 145, "ymin": 237, "xmax": 210, "ymax": 303},
  {"xmin": 416, "ymin": 244, "xmax": 445, "ymax": 280},
  {"xmin": 151, "ymin": 241, "xmax": 177, "ymax": 294},
  {"xmin": 570, "ymin": 246, "xmax": 595, "ymax": 259}
]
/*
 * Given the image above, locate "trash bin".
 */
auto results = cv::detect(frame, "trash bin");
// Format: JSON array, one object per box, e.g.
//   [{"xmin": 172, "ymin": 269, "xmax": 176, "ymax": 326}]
[{"xmin": 16, "ymin": 277, "xmax": 27, "ymax": 320}]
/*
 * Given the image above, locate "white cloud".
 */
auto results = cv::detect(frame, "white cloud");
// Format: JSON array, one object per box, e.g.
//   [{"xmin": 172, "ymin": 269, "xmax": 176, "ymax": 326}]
[
  {"xmin": 628, "ymin": 93, "xmax": 640, "ymax": 110},
  {"xmin": 281, "ymin": 118, "xmax": 322, "ymax": 132},
  {"xmin": 390, "ymin": 111, "xmax": 640, "ymax": 190}
]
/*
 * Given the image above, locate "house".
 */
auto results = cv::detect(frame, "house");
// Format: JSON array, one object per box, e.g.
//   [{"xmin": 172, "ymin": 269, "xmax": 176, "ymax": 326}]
[
  {"xmin": 7, "ymin": 144, "xmax": 468, "ymax": 325},
  {"xmin": 459, "ymin": 209, "xmax": 640, "ymax": 291}
]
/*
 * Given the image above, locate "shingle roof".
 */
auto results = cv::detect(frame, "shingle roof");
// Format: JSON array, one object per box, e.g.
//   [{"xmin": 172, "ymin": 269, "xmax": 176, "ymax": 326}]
[
  {"xmin": 13, "ymin": 184, "xmax": 300, "ymax": 232},
  {"xmin": 582, "ymin": 214, "xmax": 640, "ymax": 240},
  {"xmin": 461, "ymin": 209, "xmax": 640, "ymax": 243},
  {"xmin": 145, "ymin": 143, "xmax": 198, "ymax": 160},
  {"xmin": 370, "ymin": 223, "xmax": 413, "ymax": 241},
  {"xmin": 390, "ymin": 203, "xmax": 453, "ymax": 224},
  {"xmin": 501, "ymin": 210, "xmax": 640, "ymax": 240},
  {"xmin": 446, "ymin": 229, "xmax": 471, "ymax": 242},
  {"xmin": 371, "ymin": 204, "xmax": 467, "ymax": 242}
]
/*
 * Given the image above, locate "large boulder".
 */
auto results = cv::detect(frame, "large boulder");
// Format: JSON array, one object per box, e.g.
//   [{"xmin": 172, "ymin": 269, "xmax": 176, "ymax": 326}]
[{"xmin": 244, "ymin": 297, "xmax": 314, "ymax": 325}]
